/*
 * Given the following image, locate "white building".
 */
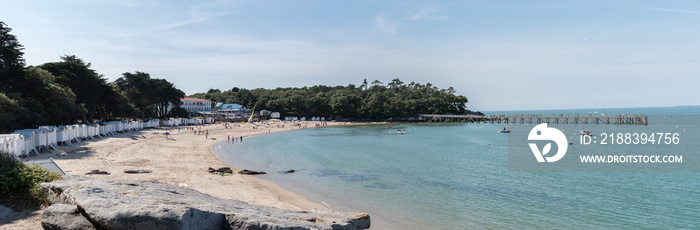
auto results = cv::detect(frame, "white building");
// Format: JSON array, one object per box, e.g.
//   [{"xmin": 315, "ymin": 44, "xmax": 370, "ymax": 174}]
[
  {"xmin": 217, "ymin": 104, "xmax": 250, "ymax": 115},
  {"xmin": 180, "ymin": 98, "xmax": 212, "ymax": 112}
]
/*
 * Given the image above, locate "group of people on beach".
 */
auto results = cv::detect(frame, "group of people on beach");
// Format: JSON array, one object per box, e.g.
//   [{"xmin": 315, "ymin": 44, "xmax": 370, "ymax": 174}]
[
  {"xmin": 223, "ymin": 122, "xmax": 243, "ymax": 129},
  {"xmin": 227, "ymin": 135, "xmax": 243, "ymax": 144}
]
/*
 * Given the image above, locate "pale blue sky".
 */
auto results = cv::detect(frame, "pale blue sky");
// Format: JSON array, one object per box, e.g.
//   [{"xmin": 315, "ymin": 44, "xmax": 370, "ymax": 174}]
[{"xmin": 2, "ymin": 1, "xmax": 699, "ymax": 111}]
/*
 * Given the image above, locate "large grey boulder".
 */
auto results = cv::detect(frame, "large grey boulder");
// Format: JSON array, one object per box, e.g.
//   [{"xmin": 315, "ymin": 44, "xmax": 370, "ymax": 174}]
[
  {"xmin": 42, "ymin": 204, "xmax": 96, "ymax": 230},
  {"xmin": 41, "ymin": 175, "xmax": 370, "ymax": 230}
]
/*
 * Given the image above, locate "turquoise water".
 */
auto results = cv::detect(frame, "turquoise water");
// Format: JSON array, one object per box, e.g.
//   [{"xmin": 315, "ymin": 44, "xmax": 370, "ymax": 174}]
[{"xmin": 214, "ymin": 106, "xmax": 700, "ymax": 229}]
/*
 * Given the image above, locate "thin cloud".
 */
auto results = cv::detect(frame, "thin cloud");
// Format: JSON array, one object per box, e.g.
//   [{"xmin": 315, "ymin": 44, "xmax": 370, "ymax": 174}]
[
  {"xmin": 406, "ymin": 7, "xmax": 449, "ymax": 21},
  {"xmin": 648, "ymin": 8, "xmax": 700, "ymax": 14},
  {"xmin": 374, "ymin": 7, "xmax": 447, "ymax": 35},
  {"xmin": 374, "ymin": 14, "xmax": 398, "ymax": 35},
  {"xmin": 156, "ymin": 10, "xmax": 234, "ymax": 30}
]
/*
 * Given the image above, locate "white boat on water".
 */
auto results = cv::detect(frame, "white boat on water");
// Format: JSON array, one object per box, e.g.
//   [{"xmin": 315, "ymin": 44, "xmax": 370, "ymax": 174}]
[{"xmin": 580, "ymin": 127, "xmax": 593, "ymax": 136}]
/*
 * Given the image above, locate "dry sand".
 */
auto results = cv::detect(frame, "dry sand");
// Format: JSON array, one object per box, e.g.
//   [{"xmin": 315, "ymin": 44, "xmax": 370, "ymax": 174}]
[{"xmin": 0, "ymin": 121, "xmax": 349, "ymax": 230}]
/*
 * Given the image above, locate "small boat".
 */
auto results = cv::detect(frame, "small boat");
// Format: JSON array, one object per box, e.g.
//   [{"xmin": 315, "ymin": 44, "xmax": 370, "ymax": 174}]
[
  {"xmin": 498, "ymin": 125, "xmax": 511, "ymax": 133},
  {"xmin": 580, "ymin": 127, "xmax": 593, "ymax": 136}
]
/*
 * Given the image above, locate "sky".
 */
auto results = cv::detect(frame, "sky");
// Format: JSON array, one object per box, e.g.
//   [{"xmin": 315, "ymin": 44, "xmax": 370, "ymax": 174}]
[{"xmin": 2, "ymin": 0, "xmax": 699, "ymax": 111}]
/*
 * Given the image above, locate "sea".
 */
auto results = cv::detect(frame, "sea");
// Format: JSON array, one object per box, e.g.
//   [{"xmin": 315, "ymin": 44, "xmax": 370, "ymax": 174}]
[{"xmin": 213, "ymin": 106, "xmax": 700, "ymax": 229}]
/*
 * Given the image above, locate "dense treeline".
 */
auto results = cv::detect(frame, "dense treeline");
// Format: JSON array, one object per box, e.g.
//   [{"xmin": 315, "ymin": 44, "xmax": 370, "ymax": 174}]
[
  {"xmin": 191, "ymin": 78, "xmax": 475, "ymax": 120},
  {"xmin": 0, "ymin": 22, "xmax": 186, "ymax": 133}
]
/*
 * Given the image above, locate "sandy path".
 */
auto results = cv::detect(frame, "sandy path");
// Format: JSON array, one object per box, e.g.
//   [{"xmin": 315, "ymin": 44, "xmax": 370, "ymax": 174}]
[{"xmin": 1, "ymin": 121, "xmax": 346, "ymax": 230}]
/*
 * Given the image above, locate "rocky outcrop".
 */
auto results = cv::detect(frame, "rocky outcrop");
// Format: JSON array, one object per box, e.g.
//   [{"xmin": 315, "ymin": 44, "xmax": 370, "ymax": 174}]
[
  {"xmin": 42, "ymin": 204, "xmax": 96, "ymax": 230},
  {"xmin": 41, "ymin": 175, "xmax": 370, "ymax": 230},
  {"xmin": 208, "ymin": 167, "xmax": 234, "ymax": 174},
  {"xmin": 238, "ymin": 169, "xmax": 267, "ymax": 175}
]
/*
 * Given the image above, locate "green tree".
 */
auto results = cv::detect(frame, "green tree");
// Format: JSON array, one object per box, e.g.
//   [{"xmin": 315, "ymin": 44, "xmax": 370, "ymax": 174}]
[
  {"xmin": 0, "ymin": 93, "xmax": 31, "ymax": 133},
  {"xmin": 94, "ymin": 83, "xmax": 137, "ymax": 120},
  {"xmin": 115, "ymin": 71, "xmax": 152, "ymax": 119},
  {"xmin": 0, "ymin": 21, "xmax": 26, "ymax": 93},
  {"xmin": 41, "ymin": 55, "xmax": 108, "ymax": 123},
  {"xmin": 23, "ymin": 66, "xmax": 84, "ymax": 124},
  {"xmin": 115, "ymin": 71, "xmax": 184, "ymax": 119}
]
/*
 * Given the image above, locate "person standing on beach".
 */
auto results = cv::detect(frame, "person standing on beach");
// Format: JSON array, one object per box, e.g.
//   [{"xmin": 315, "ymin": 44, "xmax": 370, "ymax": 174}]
[{"xmin": 240, "ymin": 136, "xmax": 243, "ymax": 142}]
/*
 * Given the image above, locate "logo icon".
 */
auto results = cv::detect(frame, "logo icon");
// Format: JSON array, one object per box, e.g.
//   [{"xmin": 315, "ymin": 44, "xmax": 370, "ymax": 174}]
[{"xmin": 528, "ymin": 123, "xmax": 568, "ymax": 162}]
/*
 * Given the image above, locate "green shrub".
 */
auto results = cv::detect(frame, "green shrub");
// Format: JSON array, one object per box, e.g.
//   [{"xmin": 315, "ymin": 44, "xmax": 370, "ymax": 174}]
[{"xmin": 0, "ymin": 152, "xmax": 62, "ymax": 210}]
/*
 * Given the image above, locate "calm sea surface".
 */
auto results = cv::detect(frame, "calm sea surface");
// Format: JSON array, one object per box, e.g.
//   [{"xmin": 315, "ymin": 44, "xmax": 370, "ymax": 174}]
[{"xmin": 214, "ymin": 106, "xmax": 700, "ymax": 229}]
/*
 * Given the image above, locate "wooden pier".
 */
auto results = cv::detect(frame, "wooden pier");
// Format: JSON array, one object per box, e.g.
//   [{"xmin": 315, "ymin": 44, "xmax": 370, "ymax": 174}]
[{"xmin": 418, "ymin": 114, "xmax": 648, "ymax": 125}]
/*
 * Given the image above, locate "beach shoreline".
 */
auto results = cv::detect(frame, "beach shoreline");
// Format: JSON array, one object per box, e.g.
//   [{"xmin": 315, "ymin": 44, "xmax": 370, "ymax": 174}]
[{"xmin": 0, "ymin": 120, "xmax": 359, "ymax": 229}]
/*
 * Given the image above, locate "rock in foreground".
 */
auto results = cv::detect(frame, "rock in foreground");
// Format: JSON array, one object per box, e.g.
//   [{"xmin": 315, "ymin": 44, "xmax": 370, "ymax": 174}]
[{"xmin": 41, "ymin": 175, "xmax": 370, "ymax": 230}]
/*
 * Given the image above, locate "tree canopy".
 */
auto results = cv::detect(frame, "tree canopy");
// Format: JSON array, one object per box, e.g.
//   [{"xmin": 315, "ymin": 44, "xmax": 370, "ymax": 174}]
[
  {"xmin": 0, "ymin": 21, "xmax": 186, "ymax": 132},
  {"xmin": 191, "ymin": 78, "xmax": 473, "ymax": 120},
  {"xmin": 115, "ymin": 71, "xmax": 185, "ymax": 120}
]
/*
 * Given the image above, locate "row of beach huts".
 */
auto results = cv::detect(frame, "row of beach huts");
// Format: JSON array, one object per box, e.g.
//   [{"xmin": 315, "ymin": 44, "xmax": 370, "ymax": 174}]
[
  {"xmin": 161, "ymin": 117, "xmax": 213, "ymax": 127},
  {"xmin": 0, "ymin": 117, "xmax": 215, "ymax": 159}
]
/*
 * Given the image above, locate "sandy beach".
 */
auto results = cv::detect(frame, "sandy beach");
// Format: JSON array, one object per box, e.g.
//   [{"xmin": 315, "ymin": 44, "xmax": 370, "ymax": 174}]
[{"xmin": 1, "ymin": 121, "xmax": 346, "ymax": 229}]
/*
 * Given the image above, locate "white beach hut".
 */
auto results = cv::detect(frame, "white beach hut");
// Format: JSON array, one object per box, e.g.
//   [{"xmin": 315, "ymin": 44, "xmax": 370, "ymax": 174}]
[
  {"xmin": 120, "ymin": 120, "xmax": 130, "ymax": 132},
  {"xmin": 69, "ymin": 124, "xmax": 81, "ymax": 142},
  {"xmin": 31, "ymin": 129, "xmax": 48, "ymax": 149},
  {"xmin": 129, "ymin": 121, "xmax": 136, "ymax": 131},
  {"xmin": 56, "ymin": 126, "xmax": 73, "ymax": 145},
  {"xmin": 109, "ymin": 121, "xmax": 119, "ymax": 132},
  {"xmin": 163, "ymin": 118, "xmax": 181, "ymax": 127},
  {"xmin": 98, "ymin": 123, "xmax": 107, "ymax": 136},
  {"xmin": 106, "ymin": 121, "xmax": 116, "ymax": 133},
  {"xmin": 39, "ymin": 126, "xmax": 59, "ymax": 150},
  {"xmin": 0, "ymin": 134, "xmax": 25, "ymax": 158},
  {"xmin": 122, "ymin": 121, "xmax": 130, "ymax": 131},
  {"xmin": 143, "ymin": 119, "xmax": 157, "ymax": 129},
  {"xmin": 88, "ymin": 124, "xmax": 100, "ymax": 138},
  {"xmin": 109, "ymin": 121, "xmax": 121, "ymax": 133},
  {"xmin": 205, "ymin": 117, "xmax": 214, "ymax": 124},
  {"xmin": 77, "ymin": 124, "xmax": 89, "ymax": 140},
  {"xmin": 87, "ymin": 124, "xmax": 95, "ymax": 137},
  {"xmin": 15, "ymin": 129, "xmax": 49, "ymax": 152},
  {"xmin": 101, "ymin": 122, "xmax": 115, "ymax": 136},
  {"xmin": 107, "ymin": 122, "xmax": 117, "ymax": 135},
  {"xmin": 11, "ymin": 131, "xmax": 38, "ymax": 156},
  {"xmin": 99, "ymin": 123, "xmax": 108, "ymax": 136}
]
